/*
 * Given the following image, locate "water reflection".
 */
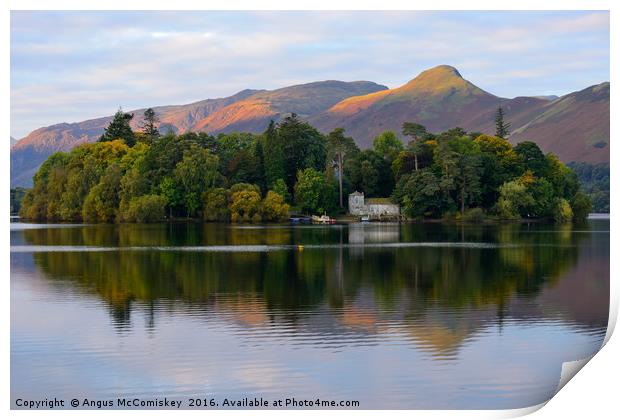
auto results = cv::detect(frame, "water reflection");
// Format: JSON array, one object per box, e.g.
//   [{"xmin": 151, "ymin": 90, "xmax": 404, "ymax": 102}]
[{"xmin": 11, "ymin": 221, "xmax": 609, "ymax": 408}]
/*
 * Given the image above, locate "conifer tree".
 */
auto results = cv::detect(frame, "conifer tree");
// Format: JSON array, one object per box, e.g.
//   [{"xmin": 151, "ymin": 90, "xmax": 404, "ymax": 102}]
[
  {"xmin": 495, "ymin": 106, "xmax": 511, "ymax": 139},
  {"xmin": 100, "ymin": 108, "xmax": 135, "ymax": 146},
  {"xmin": 140, "ymin": 108, "xmax": 160, "ymax": 142}
]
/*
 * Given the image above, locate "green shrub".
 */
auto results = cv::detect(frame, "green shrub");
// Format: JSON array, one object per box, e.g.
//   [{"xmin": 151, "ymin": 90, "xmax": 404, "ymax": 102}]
[
  {"xmin": 462, "ymin": 207, "xmax": 486, "ymax": 223},
  {"xmin": 122, "ymin": 194, "xmax": 167, "ymax": 222},
  {"xmin": 203, "ymin": 188, "xmax": 230, "ymax": 222},
  {"xmin": 261, "ymin": 191, "xmax": 290, "ymax": 222},
  {"xmin": 230, "ymin": 189, "xmax": 262, "ymax": 223},
  {"xmin": 270, "ymin": 179, "xmax": 291, "ymax": 203},
  {"xmin": 571, "ymin": 192, "xmax": 592, "ymax": 222},
  {"xmin": 553, "ymin": 198, "xmax": 573, "ymax": 223},
  {"xmin": 230, "ymin": 183, "xmax": 260, "ymax": 194}
]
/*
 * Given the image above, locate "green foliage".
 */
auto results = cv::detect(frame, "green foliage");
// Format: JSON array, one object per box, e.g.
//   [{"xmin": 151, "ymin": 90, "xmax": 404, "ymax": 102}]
[
  {"xmin": 10, "ymin": 187, "xmax": 27, "ymax": 215},
  {"xmin": 278, "ymin": 114, "xmax": 327, "ymax": 192},
  {"xmin": 402, "ymin": 122, "xmax": 428, "ymax": 144},
  {"xmin": 100, "ymin": 108, "xmax": 136, "ymax": 146},
  {"xmin": 571, "ymin": 192, "xmax": 593, "ymax": 222},
  {"xmin": 373, "ymin": 131, "xmax": 403, "ymax": 162},
  {"xmin": 494, "ymin": 106, "xmax": 511, "ymax": 138},
  {"xmin": 348, "ymin": 150, "xmax": 393, "ymax": 197},
  {"xmin": 262, "ymin": 120, "xmax": 285, "ymax": 189},
  {"xmin": 294, "ymin": 168, "xmax": 335, "ymax": 214},
  {"xmin": 568, "ymin": 162, "xmax": 609, "ymax": 213},
  {"xmin": 230, "ymin": 189, "xmax": 262, "ymax": 223},
  {"xmin": 22, "ymin": 108, "xmax": 590, "ymax": 224},
  {"xmin": 553, "ymin": 198, "xmax": 573, "ymax": 223},
  {"xmin": 327, "ymin": 128, "xmax": 359, "ymax": 208},
  {"xmin": 461, "ymin": 207, "xmax": 486, "ymax": 223},
  {"xmin": 173, "ymin": 145, "xmax": 219, "ymax": 217},
  {"xmin": 392, "ymin": 169, "xmax": 449, "ymax": 218},
  {"xmin": 139, "ymin": 108, "xmax": 160, "ymax": 142},
  {"xmin": 514, "ymin": 141, "xmax": 546, "ymax": 177},
  {"xmin": 270, "ymin": 178, "xmax": 291, "ymax": 203},
  {"xmin": 495, "ymin": 180, "xmax": 534, "ymax": 219},
  {"xmin": 82, "ymin": 164, "xmax": 122, "ymax": 222},
  {"xmin": 261, "ymin": 191, "xmax": 290, "ymax": 222},
  {"xmin": 474, "ymin": 134, "xmax": 520, "ymax": 208},
  {"xmin": 122, "ymin": 194, "xmax": 167, "ymax": 222},
  {"xmin": 526, "ymin": 177, "xmax": 556, "ymax": 218},
  {"xmin": 230, "ymin": 183, "xmax": 260, "ymax": 194},
  {"xmin": 159, "ymin": 176, "xmax": 181, "ymax": 218},
  {"xmin": 203, "ymin": 188, "xmax": 230, "ymax": 222}
]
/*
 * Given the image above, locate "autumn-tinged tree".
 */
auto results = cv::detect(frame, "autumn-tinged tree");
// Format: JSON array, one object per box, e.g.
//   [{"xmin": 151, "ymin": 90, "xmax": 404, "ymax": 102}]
[
  {"xmin": 261, "ymin": 191, "xmax": 290, "ymax": 222},
  {"xmin": 21, "ymin": 107, "xmax": 591, "ymax": 224},
  {"xmin": 203, "ymin": 188, "xmax": 230, "ymax": 222},
  {"xmin": 230, "ymin": 189, "xmax": 262, "ymax": 223}
]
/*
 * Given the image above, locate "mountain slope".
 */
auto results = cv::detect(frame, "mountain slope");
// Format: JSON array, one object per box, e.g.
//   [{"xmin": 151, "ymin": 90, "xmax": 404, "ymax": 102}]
[
  {"xmin": 193, "ymin": 80, "xmax": 388, "ymax": 133},
  {"xmin": 10, "ymin": 66, "xmax": 609, "ymax": 187},
  {"xmin": 310, "ymin": 66, "xmax": 609, "ymax": 164},
  {"xmin": 309, "ymin": 65, "xmax": 501, "ymax": 146},
  {"xmin": 509, "ymin": 82, "xmax": 610, "ymax": 164},
  {"xmin": 11, "ymin": 81, "xmax": 386, "ymax": 187}
]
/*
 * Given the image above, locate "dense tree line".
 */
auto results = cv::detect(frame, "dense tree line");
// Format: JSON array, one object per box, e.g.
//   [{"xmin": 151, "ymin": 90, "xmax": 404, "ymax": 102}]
[
  {"xmin": 19, "ymin": 107, "xmax": 591, "ymax": 223},
  {"xmin": 10, "ymin": 187, "xmax": 27, "ymax": 215},
  {"xmin": 567, "ymin": 162, "xmax": 609, "ymax": 213}
]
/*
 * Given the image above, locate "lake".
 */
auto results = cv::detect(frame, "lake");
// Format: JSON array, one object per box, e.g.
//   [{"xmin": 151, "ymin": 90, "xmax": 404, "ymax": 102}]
[{"xmin": 10, "ymin": 219, "xmax": 609, "ymax": 409}]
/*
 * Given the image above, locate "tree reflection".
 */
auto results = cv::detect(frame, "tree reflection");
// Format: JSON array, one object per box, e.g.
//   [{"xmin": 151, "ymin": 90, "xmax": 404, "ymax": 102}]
[{"xmin": 19, "ymin": 221, "xmax": 607, "ymax": 357}]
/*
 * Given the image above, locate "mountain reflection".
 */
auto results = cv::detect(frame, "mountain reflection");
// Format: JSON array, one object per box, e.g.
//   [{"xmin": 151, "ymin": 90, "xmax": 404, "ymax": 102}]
[{"xmin": 15, "ymin": 221, "xmax": 608, "ymax": 357}]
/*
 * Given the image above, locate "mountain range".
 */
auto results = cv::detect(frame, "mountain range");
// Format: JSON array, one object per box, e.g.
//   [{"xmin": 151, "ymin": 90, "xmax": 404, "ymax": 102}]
[{"xmin": 11, "ymin": 65, "xmax": 609, "ymax": 187}]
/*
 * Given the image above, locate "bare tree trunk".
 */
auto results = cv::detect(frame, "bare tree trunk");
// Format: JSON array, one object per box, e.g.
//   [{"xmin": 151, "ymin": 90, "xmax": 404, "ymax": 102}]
[
  {"xmin": 414, "ymin": 153, "xmax": 418, "ymax": 172},
  {"xmin": 461, "ymin": 185, "xmax": 465, "ymax": 215}
]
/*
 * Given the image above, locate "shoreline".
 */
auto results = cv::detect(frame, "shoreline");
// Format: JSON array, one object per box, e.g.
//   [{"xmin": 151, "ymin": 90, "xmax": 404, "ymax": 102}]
[{"xmin": 11, "ymin": 213, "xmax": 609, "ymax": 226}]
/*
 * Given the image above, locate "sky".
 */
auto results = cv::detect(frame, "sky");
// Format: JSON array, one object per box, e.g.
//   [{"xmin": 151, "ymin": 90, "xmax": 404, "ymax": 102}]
[{"xmin": 10, "ymin": 10, "xmax": 610, "ymax": 139}]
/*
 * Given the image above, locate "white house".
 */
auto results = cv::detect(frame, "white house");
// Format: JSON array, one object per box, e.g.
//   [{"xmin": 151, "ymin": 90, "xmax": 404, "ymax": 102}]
[{"xmin": 348, "ymin": 191, "xmax": 400, "ymax": 220}]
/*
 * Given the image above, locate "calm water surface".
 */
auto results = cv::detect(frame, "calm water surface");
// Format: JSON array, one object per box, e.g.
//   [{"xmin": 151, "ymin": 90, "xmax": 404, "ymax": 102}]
[{"xmin": 11, "ymin": 220, "xmax": 609, "ymax": 409}]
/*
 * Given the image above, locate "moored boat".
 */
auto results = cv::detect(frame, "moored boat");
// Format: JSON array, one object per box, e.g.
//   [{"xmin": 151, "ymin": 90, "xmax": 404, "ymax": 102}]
[{"xmin": 311, "ymin": 214, "xmax": 336, "ymax": 224}]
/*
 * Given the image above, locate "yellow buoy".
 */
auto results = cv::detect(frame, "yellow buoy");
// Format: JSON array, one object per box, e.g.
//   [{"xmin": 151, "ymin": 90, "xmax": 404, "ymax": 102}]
[{"xmin": 297, "ymin": 245, "xmax": 304, "ymax": 251}]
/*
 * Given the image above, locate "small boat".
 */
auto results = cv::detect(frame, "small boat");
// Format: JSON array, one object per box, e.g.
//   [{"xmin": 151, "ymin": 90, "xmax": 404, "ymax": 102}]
[
  {"xmin": 360, "ymin": 215, "xmax": 370, "ymax": 223},
  {"xmin": 290, "ymin": 216, "xmax": 312, "ymax": 224},
  {"xmin": 311, "ymin": 214, "xmax": 336, "ymax": 224}
]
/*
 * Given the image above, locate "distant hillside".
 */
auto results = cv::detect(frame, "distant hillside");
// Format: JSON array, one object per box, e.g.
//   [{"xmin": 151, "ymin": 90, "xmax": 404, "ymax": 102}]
[
  {"xmin": 310, "ymin": 65, "xmax": 609, "ymax": 164},
  {"xmin": 11, "ymin": 81, "xmax": 386, "ymax": 187},
  {"xmin": 11, "ymin": 65, "xmax": 609, "ymax": 187},
  {"xmin": 309, "ymin": 65, "xmax": 501, "ymax": 146},
  {"xmin": 509, "ymin": 83, "xmax": 610, "ymax": 164}
]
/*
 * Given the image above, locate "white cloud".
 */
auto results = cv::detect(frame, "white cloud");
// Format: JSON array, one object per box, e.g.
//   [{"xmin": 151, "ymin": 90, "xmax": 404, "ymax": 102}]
[{"xmin": 10, "ymin": 11, "xmax": 609, "ymax": 138}]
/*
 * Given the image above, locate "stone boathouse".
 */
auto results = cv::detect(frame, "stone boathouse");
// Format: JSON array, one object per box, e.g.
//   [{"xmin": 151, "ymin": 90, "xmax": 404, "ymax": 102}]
[{"xmin": 348, "ymin": 191, "xmax": 401, "ymax": 220}]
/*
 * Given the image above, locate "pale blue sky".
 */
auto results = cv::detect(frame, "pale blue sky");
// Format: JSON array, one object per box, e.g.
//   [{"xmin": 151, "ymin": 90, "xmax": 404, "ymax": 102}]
[{"xmin": 10, "ymin": 10, "xmax": 609, "ymax": 139}]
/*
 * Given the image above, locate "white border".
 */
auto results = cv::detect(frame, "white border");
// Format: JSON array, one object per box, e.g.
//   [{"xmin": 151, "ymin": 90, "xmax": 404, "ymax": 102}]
[{"xmin": 3, "ymin": 1, "xmax": 616, "ymax": 420}]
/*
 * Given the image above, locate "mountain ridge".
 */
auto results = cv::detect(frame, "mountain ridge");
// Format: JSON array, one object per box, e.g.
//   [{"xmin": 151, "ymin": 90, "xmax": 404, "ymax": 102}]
[{"xmin": 11, "ymin": 66, "xmax": 609, "ymax": 187}]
